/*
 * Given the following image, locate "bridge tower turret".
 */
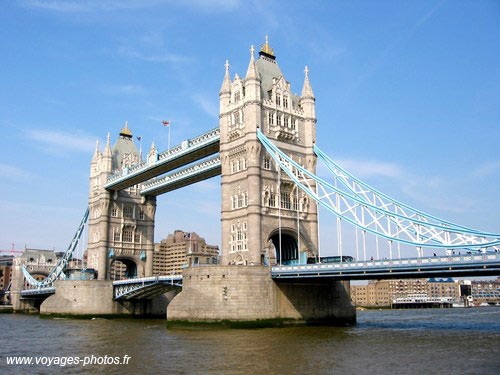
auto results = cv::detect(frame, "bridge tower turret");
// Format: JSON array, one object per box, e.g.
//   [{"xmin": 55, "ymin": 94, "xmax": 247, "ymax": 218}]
[
  {"xmin": 219, "ymin": 37, "xmax": 319, "ymax": 266},
  {"xmin": 87, "ymin": 123, "xmax": 156, "ymax": 280}
]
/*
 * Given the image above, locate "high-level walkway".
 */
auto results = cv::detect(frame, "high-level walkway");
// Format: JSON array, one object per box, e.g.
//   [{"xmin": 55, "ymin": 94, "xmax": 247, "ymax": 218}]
[{"xmin": 104, "ymin": 127, "xmax": 220, "ymax": 191}]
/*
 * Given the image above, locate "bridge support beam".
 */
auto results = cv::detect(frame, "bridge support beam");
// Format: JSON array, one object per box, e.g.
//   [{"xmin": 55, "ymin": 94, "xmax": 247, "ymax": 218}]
[{"xmin": 167, "ymin": 266, "xmax": 356, "ymax": 327}]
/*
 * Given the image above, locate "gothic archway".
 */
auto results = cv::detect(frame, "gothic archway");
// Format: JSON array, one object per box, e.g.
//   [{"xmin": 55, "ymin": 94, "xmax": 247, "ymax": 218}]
[
  {"xmin": 269, "ymin": 229, "xmax": 298, "ymax": 265},
  {"xmin": 109, "ymin": 258, "xmax": 138, "ymax": 280}
]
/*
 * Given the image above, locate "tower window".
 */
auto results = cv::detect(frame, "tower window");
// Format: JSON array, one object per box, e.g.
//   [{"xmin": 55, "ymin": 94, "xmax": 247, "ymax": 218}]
[
  {"xmin": 263, "ymin": 156, "xmax": 271, "ymax": 170},
  {"xmin": 111, "ymin": 207, "xmax": 117, "ymax": 217},
  {"xmin": 269, "ymin": 193, "xmax": 276, "ymax": 207},
  {"xmin": 113, "ymin": 231, "xmax": 121, "ymax": 242},
  {"xmin": 139, "ymin": 210, "xmax": 144, "ymax": 220},
  {"xmin": 123, "ymin": 205, "xmax": 133, "ymax": 218},
  {"xmin": 122, "ymin": 228, "xmax": 133, "ymax": 243},
  {"xmin": 268, "ymin": 111, "xmax": 274, "ymax": 126},
  {"xmin": 283, "ymin": 95, "xmax": 288, "ymax": 108},
  {"xmin": 277, "ymin": 114, "xmax": 282, "ymax": 126},
  {"xmin": 281, "ymin": 192, "xmax": 291, "ymax": 209},
  {"xmin": 276, "ymin": 94, "xmax": 281, "ymax": 106}
]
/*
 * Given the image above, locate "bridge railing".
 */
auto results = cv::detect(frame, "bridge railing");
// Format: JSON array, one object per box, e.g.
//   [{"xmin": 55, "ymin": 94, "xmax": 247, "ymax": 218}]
[
  {"xmin": 272, "ymin": 253, "xmax": 500, "ymax": 273},
  {"xmin": 106, "ymin": 126, "xmax": 220, "ymax": 185},
  {"xmin": 112, "ymin": 275, "xmax": 183, "ymax": 286}
]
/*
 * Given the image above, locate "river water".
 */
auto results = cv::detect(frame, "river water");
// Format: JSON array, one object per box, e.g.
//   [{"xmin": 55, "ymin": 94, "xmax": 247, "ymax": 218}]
[{"xmin": 1, "ymin": 307, "xmax": 499, "ymax": 374}]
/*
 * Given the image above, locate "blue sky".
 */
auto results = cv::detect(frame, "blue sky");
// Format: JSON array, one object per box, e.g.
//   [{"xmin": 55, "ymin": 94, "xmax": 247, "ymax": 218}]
[{"xmin": 0, "ymin": 0, "xmax": 499, "ymax": 259}]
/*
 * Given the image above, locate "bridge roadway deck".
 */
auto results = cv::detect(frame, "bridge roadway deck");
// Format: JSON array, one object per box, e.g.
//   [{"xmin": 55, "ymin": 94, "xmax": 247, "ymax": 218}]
[
  {"xmin": 104, "ymin": 127, "xmax": 220, "ymax": 191},
  {"xmin": 271, "ymin": 253, "xmax": 500, "ymax": 280},
  {"xmin": 20, "ymin": 287, "xmax": 56, "ymax": 298},
  {"xmin": 113, "ymin": 275, "xmax": 183, "ymax": 300}
]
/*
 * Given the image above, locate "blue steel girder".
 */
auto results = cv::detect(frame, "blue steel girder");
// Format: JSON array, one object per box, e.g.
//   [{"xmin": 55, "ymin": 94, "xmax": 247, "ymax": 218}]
[
  {"xmin": 140, "ymin": 155, "xmax": 221, "ymax": 196},
  {"xmin": 22, "ymin": 207, "xmax": 89, "ymax": 289},
  {"xmin": 271, "ymin": 253, "xmax": 500, "ymax": 281},
  {"xmin": 257, "ymin": 130, "xmax": 500, "ymax": 251},
  {"xmin": 113, "ymin": 275, "xmax": 182, "ymax": 300},
  {"xmin": 105, "ymin": 127, "xmax": 220, "ymax": 191}
]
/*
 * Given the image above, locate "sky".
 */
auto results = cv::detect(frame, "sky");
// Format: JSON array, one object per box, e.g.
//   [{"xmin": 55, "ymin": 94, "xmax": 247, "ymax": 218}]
[{"xmin": 0, "ymin": 0, "xmax": 499, "ymax": 260}]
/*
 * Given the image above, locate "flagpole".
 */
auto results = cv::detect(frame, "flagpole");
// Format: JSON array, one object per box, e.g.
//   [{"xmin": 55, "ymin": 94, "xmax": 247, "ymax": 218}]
[
  {"xmin": 162, "ymin": 120, "xmax": 171, "ymax": 150},
  {"xmin": 137, "ymin": 136, "xmax": 142, "ymax": 160}
]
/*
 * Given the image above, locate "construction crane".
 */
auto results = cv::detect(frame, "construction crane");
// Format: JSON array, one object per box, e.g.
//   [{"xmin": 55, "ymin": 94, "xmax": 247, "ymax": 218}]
[{"xmin": 0, "ymin": 243, "xmax": 24, "ymax": 257}]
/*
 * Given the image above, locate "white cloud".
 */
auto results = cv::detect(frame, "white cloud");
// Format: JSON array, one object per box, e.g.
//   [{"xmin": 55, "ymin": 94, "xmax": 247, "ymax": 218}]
[
  {"xmin": 26, "ymin": 129, "xmax": 96, "ymax": 153},
  {"xmin": 192, "ymin": 94, "xmax": 219, "ymax": 119},
  {"xmin": 118, "ymin": 46, "xmax": 192, "ymax": 64},
  {"xmin": 100, "ymin": 84, "xmax": 149, "ymax": 96},
  {"xmin": 0, "ymin": 163, "xmax": 33, "ymax": 180},
  {"xmin": 473, "ymin": 161, "xmax": 500, "ymax": 177}
]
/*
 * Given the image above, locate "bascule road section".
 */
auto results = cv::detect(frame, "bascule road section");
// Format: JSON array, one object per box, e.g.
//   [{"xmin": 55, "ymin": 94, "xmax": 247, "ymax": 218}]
[{"xmin": 104, "ymin": 127, "xmax": 220, "ymax": 192}]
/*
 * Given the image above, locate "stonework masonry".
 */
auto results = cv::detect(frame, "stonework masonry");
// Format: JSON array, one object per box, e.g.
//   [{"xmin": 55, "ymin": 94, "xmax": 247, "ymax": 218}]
[
  {"xmin": 40, "ymin": 280, "xmax": 177, "ymax": 317},
  {"xmin": 167, "ymin": 265, "xmax": 355, "ymax": 325}
]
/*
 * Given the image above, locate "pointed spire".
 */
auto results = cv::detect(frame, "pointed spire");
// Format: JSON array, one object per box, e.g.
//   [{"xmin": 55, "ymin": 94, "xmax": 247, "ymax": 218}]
[
  {"xmin": 120, "ymin": 120, "xmax": 132, "ymax": 138},
  {"xmin": 245, "ymin": 45, "xmax": 259, "ymax": 80},
  {"xmin": 92, "ymin": 139, "xmax": 100, "ymax": 160},
  {"xmin": 147, "ymin": 141, "xmax": 157, "ymax": 164},
  {"xmin": 104, "ymin": 132, "xmax": 112, "ymax": 156},
  {"xmin": 219, "ymin": 59, "xmax": 231, "ymax": 94},
  {"xmin": 301, "ymin": 65, "xmax": 315, "ymax": 98},
  {"xmin": 260, "ymin": 35, "xmax": 275, "ymax": 59}
]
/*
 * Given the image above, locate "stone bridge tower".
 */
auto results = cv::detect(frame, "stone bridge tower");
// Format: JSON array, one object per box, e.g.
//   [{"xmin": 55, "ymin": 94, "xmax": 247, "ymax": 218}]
[
  {"xmin": 87, "ymin": 123, "xmax": 156, "ymax": 280},
  {"xmin": 168, "ymin": 39, "xmax": 355, "ymax": 326},
  {"xmin": 219, "ymin": 37, "xmax": 318, "ymax": 266}
]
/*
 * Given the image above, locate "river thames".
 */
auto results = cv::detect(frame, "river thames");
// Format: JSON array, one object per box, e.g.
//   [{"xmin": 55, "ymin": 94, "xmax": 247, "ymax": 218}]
[{"xmin": 1, "ymin": 307, "xmax": 499, "ymax": 374}]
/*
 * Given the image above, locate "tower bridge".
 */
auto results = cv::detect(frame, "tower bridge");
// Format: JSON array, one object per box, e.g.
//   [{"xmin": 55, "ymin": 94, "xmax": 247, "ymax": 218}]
[{"xmin": 11, "ymin": 37, "xmax": 500, "ymax": 324}]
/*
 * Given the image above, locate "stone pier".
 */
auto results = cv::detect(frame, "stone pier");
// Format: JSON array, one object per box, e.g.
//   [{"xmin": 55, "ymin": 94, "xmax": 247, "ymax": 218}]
[
  {"xmin": 40, "ymin": 280, "xmax": 177, "ymax": 317},
  {"xmin": 167, "ymin": 265, "xmax": 356, "ymax": 326}
]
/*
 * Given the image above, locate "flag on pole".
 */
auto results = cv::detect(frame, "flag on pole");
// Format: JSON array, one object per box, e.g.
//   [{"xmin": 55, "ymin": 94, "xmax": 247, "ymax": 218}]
[
  {"xmin": 162, "ymin": 120, "xmax": 170, "ymax": 127},
  {"xmin": 137, "ymin": 136, "xmax": 142, "ymax": 141}
]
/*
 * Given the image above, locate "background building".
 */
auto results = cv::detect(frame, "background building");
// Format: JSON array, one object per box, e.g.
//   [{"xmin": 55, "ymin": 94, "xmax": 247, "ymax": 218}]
[
  {"xmin": 153, "ymin": 230, "xmax": 219, "ymax": 276},
  {"xmin": 470, "ymin": 279, "xmax": 500, "ymax": 305},
  {"xmin": 351, "ymin": 278, "xmax": 459, "ymax": 307}
]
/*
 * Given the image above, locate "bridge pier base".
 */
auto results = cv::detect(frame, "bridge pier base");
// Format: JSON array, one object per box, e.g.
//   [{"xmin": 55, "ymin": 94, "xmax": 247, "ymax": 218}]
[
  {"xmin": 167, "ymin": 266, "xmax": 356, "ymax": 327},
  {"xmin": 40, "ymin": 280, "xmax": 175, "ymax": 317}
]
